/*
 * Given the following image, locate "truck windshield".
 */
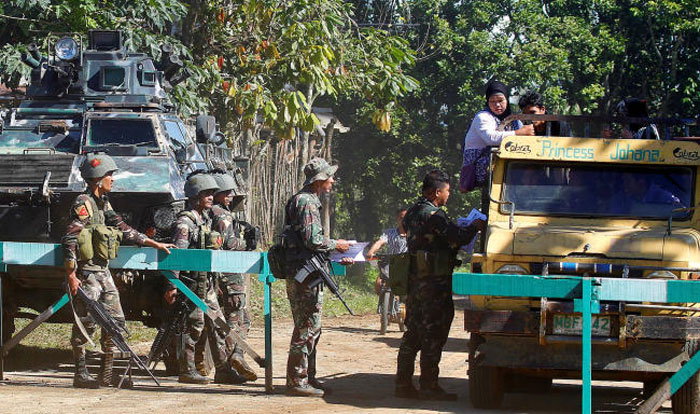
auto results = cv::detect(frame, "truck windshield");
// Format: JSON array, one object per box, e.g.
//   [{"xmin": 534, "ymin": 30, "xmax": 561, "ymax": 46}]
[
  {"xmin": 87, "ymin": 118, "xmax": 158, "ymax": 147},
  {"xmin": 503, "ymin": 162, "xmax": 694, "ymax": 220}
]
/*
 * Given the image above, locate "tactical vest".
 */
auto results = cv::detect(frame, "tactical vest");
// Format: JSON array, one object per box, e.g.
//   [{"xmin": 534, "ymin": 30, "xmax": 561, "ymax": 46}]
[
  {"xmin": 77, "ymin": 195, "xmax": 123, "ymax": 268},
  {"xmin": 178, "ymin": 210, "xmax": 222, "ymax": 298}
]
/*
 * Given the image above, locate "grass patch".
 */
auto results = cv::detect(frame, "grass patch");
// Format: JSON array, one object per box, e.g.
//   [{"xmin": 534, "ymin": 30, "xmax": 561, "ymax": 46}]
[
  {"xmin": 12, "ymin": 311, "xmax": 157, "ymax": 351},
  {"xmin": 8, "ymin": 264, "xmax": 379, "ymax": 355},
  {"xmin": 248, "ymin": 262, "xmax": 379, "ymax": 320}
]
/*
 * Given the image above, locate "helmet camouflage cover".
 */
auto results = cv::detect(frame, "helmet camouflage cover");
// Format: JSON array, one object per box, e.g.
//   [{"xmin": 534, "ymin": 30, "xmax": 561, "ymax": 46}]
[{"xmin": 80, "ymin": 153, "xmax": 119, "ymax": 179}]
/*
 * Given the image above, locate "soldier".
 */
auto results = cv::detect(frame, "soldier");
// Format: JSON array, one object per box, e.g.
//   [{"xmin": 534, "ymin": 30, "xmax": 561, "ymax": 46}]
[
  {"xmin": 281, "ymin": 158, "xmax": 352, "ymax": 397},
  {"xmin": 395, "ymin": 169, "xmax": 485, "ymax": 400},
  {"xmin": 209, "ymin": 170, "xmax": 258, "ymax": 382},
  {"xmin": 163, "ymin": 172, "xmax": 247, "ymax": 385},
  {"xmin": 63, "ymin": 153, "xmax": 175, "ymax": 389}
]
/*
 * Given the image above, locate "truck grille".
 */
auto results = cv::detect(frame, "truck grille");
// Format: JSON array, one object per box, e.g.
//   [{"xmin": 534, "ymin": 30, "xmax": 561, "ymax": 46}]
[{"xmin": 0, "ymin": 154, "xmax": 76, "ymax": 187}]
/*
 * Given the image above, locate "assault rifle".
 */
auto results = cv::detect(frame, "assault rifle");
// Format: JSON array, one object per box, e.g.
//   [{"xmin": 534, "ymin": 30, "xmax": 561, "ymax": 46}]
[
  {"xmin": 146, "ymin": 295, "xmax": 191, "ymax": 371},
  {"xmin": 76, "ymin": 287, "xmax": 160, "ymax": 387},
  {"xmin": 295, "ymin": 253, "xmax": 354, "ymax": 315}
]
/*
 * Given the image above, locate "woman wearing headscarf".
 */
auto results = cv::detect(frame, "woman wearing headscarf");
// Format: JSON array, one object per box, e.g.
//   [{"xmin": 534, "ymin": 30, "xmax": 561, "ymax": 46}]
[{"xmin": 460, "ymin": 80, "xmax": 534, "ymax": 192}]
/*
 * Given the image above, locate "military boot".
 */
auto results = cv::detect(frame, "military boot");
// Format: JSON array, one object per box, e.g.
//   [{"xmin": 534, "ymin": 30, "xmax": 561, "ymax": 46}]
[
  {"xmin": 195, "ymin": 360, "xmax": 209, "ymax": 377},
  {"xmin": 179, "ymin": 370, "xmax": 211, "ymax": 384},
  {"xmin": 285, "ymin": 384, "xmax": 325, "ymax": 397},
  {"xmin": 418, "ymin": 383, "xmax": 458, "ymax": 401},
  {"xmin": 213, "ymin": 364, "xmax": 247, "ymax": 385},
  {"xmin": 394, "ymin": 382, "xmax": 419, "ymax": 399},
  {"xmin": 230, "ymin": 348, "xmax": 257, "ymax": 381},
  {"xmin": 73, "ymin": 354, "xmax": 99, "ymax": 389}
]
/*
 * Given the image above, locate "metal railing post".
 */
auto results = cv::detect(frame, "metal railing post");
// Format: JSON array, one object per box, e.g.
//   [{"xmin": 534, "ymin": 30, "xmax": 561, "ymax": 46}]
[
  {"xmin": 0, "ymin": 241, "xmax": 4, "ymax": 380},
  {"xmin": 581, "ymin": 277, "xmax": 593, "ymax": 414},
  {"xmin": 260, "ymin": 252, "xmax": 275, "ymax": 394}
]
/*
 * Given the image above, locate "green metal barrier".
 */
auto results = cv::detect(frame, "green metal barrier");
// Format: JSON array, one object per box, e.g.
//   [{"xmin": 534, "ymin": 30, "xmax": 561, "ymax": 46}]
[
  {"xmin": 453, "ymin": 272, "xmax": 700, "ymax": 413},
  {"xmin": 0, "ymin": 241, "xmax": 347, "ymax": 392}
]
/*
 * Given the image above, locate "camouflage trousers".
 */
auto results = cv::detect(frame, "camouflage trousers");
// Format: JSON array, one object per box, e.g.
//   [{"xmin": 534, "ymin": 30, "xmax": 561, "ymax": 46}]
[
  {"xmin": 285, "ymin": 279, "xmax": 323, "ymax": 387},
  {"xmin": 220, "ymin": 273, "xmax": 250, "ymax": 358},
  {"xmin": 70, "ymin": 268, "xmax": 124, "ymax": 359},
  {"xmin": 396, "ymin": 274, "xmax": 454, "ymax": 388},
  {"xmin": 180, "ymin": 282, "xmax": 229, "ymax": 374}
]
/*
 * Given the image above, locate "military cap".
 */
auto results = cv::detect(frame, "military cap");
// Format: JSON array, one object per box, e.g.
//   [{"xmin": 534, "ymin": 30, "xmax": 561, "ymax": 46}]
[
  {"xmin": 303, "ymin": 158, "xmax": 338, "ymax": 187},
  {"xmin": 80, "ymin": 153, "xmax": 118, "ymax": 179},
  {"xmin": 184, "ymin": 173, "xmax": 218, "ymax": 198}
]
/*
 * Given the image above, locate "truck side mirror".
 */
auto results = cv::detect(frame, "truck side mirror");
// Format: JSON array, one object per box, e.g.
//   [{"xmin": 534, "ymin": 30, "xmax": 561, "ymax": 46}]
[{"xmin": 195, "ymin": 115, "xmax": 216, "ymax": 143}]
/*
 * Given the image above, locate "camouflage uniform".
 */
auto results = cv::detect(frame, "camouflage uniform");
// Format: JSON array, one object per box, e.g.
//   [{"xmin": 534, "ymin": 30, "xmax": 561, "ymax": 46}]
[
  {"xmin": 171, "ymin": 209, "xmax": 230, "ymax": 375},
  {"xmin": 396, "ymin": 197, "xmax": 479, "ymax": 389},
  {"xmin": 209, "ymin": 204, "xmax": 252, "ymax": 363},
  {"xmin": 283, "ymin": 190, "xmax": 335, "ymax": 388},
  {"xmin": 62, "ymin": 192, "xmax": 147, "ymax": 363}
]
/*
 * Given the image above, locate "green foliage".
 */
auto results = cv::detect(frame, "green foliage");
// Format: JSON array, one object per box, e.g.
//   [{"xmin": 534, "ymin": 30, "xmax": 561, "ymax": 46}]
[
  {"xmin": 183, "ymin": 0, "xmax": 419, "ymax": 138},
  {"xmin": 335, "ymin": 0, "xmax": 700, "ymax": 241}
]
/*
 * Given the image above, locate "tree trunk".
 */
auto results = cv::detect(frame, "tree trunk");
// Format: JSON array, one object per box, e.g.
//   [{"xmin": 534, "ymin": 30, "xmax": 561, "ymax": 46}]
[{"xmin": 322, "ymin": 120, "xmax": 336, "ymax": 237}]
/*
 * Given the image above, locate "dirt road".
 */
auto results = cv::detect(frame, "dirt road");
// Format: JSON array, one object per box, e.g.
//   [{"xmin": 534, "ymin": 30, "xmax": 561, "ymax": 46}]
[{"xmin": 0, "ymin": 307, "xmax": 671, "ymax": 414}]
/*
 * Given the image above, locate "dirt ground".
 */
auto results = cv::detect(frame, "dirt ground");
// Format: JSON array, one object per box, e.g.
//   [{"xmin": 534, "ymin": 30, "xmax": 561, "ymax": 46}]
[{"xmin": 0, "ymin": 300, "xmax": 673, "ymax": 414}]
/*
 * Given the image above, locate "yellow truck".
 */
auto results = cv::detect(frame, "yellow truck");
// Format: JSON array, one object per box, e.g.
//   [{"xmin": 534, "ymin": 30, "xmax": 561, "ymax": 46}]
[{"xmin": 466, "ymin": 120, "xmax": 700, "ymax": 413}]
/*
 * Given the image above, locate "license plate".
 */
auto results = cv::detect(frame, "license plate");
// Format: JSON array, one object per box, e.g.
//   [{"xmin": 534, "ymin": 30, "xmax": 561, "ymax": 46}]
[{"xmin": 552, "ymin": 314, "xmax": 612, "ymax": 336}]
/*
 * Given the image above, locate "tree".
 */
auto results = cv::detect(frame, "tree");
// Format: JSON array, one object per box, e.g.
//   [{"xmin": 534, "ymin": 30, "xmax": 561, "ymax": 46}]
[
  {"xmin": 334, "ymin": 0, "xmax": 700, "ymax": 241},
  {"xmin": 0, "ymin": 0, "xmax": 420, "ymax": 243}
]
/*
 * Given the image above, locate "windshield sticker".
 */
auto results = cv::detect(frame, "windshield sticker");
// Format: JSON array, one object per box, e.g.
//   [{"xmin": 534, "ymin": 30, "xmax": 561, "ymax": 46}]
[
  {"xmin": 673, "ymin": 147, "xmax": 700, "ymax": 161},
  {"xmin": 540, "ymin": 139, "xmax": 594, "ymax": 160},
  {"xmin": 504, "ymin": 141, "xmax": 531, "ymax": 154},
  {"xmin": 609, "ymin": 143, "xmax": 660, "ymax": 162}
]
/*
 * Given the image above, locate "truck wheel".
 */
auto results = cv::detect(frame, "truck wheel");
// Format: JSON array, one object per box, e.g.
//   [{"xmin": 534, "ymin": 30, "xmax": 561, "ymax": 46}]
[
  {"xmin": 1, "ymin": 309, "xmax": 14, "ymax": 344},
  {"xmin": 505, "ymin": 372, "xmax": 552, "ymax": 393},
  {"xmin": 672, "ymin": 339, "xmax": 700, "ymax": 414},
  {"xmin": 468, "ymin": 363, "xmax": 504, "ymax": 408},
  {"xmin": 379, "ymin": 291, "xmax": 390, "ymax": 335},
  {"xmin": 643, "ymin": 378, "xmax": 662, "ymax": 398}
]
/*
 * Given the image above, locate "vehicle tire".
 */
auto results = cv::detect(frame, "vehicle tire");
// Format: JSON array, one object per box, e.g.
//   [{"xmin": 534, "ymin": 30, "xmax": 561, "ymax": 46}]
[
  {"xmin": 379, "ymin": 291, "xmax": 390, "ymax": 335},
  {"xmin": 504, "ymin": 373, "xmax": 552, "ymax": 393},
  {"xmin": 672, "ymin": 339, "xmax": 700, "ymax": 414},
  {"xmin": 643, "ymin": 378, "xmax": 663, "ymax": 399},
  {"xmin": 469, "ymin": 362, "xmax": 504, "ymax": 408},
  {"xmin": 1, "ymin": 306, "xmax": 14, "ymax": 344}
]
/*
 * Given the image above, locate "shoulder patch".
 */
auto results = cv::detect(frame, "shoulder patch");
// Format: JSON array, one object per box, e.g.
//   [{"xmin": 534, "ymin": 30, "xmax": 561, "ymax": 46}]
[
  {"xmin": 75, "ymin": 205, "xmax": 89, "ymax": 220},
  {"xmin": 73, "ymin": 197, "xmax": 93, "ymax": 220}
]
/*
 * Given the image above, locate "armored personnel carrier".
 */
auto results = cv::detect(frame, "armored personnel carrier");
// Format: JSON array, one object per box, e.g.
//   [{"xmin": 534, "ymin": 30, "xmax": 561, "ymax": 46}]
[{"xmin": 0, "ymin": 30, "xmax": 248, "ymax": 338}]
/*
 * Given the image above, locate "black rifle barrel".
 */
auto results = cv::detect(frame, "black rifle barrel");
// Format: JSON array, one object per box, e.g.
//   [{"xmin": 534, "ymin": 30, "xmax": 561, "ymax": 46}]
[
  {"xmin": 76, "ymin": 287, "xmax": 161, "ymax": 386},
  {"xmin": 310, "ymin": 254, "xmax": 355, "ymax": 315}
]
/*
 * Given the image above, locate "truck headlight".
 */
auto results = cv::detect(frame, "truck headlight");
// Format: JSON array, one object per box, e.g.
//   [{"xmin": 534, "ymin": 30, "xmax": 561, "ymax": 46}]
[
  {"xmin": 55, "ymin": 37, "xmax": 79, "ymax": 61},
  {"xmin": 496, "ymin": 264, "xmax": 528, "ymax": 275},
  {"xmin": 645, "ymin": 270, "xmax": 678, "ymax": 279}
]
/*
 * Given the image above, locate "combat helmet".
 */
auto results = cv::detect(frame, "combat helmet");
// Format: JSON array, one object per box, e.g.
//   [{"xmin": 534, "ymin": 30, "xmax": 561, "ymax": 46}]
[
  {"xmin": 211, "ymin": 172, "xmax": 236, "ymax": 194},
  {"xmin": 80, "ymin": 153, "xmax": 119, "ymax": 179},
  {"xmin": 184, "ymin": 172, "xmax": 218, "ymax": 198}
]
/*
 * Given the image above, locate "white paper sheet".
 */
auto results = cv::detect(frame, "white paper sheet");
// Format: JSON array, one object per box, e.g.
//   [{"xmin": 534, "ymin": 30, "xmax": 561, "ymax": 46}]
[
  {"xmin": 457, "ymin": 209, "xmax": 487, "ymax": 255},
  {"xmin": 330, "ymin": 240, "xmax": 370, "ymax": 262}
]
